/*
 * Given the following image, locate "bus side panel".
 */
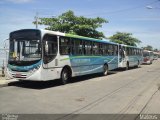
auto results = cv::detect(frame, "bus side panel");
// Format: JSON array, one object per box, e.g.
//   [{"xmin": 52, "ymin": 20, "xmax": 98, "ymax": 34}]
[
  {"xmin": 68, "ymin": 55, "xmax": 118, "ymax": 76},
  {"xmin": 106, "ymin": 56, "xmax": 118, "ymax": 71},
  {"xmin": 128, "ymin": 56, "xmax": 138, "ymax": 67},
  {"xmin": 70, "ymin": 56, "xmax": 102, "ymax": 76}
]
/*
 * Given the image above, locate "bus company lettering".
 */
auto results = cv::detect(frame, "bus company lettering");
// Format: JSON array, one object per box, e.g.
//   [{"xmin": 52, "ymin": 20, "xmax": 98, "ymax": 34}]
[{"xmin": 72, "ymin": 59, "xmax": 91, "ymax": 64}]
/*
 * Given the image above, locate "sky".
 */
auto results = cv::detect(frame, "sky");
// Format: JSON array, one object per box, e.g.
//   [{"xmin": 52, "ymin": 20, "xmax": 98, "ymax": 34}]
[{"xmin": 0, "ymin": 0, "xmax": 160, "ymax": 50}]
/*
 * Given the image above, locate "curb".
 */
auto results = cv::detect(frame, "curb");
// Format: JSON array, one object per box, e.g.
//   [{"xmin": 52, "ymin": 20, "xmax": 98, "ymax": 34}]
[
  {"xmin": 0, "ymin": 83, "xmax": 8, "ymax": 88},
  {"xmin": 0, "ymin": 82, "xmax": 9, "ymax": 88},
  {"xmin": 0, "ymin": 79, "xmax": 18, "ymax": 88}
]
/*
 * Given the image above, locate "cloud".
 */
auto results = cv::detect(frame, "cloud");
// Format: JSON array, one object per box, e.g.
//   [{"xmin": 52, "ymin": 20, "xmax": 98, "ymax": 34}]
[{"xmin": 6, "ymin": 0, "xmax": 33, "ymax": 3}]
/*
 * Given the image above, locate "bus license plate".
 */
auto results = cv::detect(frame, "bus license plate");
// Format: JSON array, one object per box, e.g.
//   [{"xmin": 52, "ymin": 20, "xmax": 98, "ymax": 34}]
[{"xmin": 15, "ymin": 73, "xmax": 21, "ymax": 78}]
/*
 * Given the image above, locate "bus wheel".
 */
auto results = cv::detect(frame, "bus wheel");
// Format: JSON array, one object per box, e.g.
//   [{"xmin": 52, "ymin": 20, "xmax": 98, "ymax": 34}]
[
  {"xmin": 137, "ymin": 61, "xmax": 140, "ymax": 68},
  {"xmin": 103, "ymin": 64, "xmax": 108, "ymax": 76},
  {"xmin": 126, "ymin": 62, "xmax": 129, "ymax": 70},
  {"xmin": 60, "ymin": 67, "xmax": 70, "ymax": 85}
]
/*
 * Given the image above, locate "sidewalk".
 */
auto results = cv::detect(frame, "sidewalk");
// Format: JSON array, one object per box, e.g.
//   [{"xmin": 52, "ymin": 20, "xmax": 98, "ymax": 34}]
[{"xmin": 0, "ymin": 76, "xmax": 18, "ymax": 87}]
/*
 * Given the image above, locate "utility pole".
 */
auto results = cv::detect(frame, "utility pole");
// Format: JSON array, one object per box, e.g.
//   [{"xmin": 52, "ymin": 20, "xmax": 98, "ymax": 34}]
[{"xmin": 35, "ymin": 12, "xmax": 39, "ymax": 29}]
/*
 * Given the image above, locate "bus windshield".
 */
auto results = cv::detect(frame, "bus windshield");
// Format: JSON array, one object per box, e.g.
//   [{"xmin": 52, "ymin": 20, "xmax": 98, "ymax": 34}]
[
  {"xmin": 143, "ymin": 52, "xmax": 149, "ymax": 57},
  {"xmin": 9, "ymin": 30, "xmax": 41, "ymax": 65}
]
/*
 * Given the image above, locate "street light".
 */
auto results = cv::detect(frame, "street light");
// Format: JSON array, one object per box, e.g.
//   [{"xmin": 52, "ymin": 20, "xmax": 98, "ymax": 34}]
[
  {"xmin": 146, "ymin": 6, "xmax": 153, "ymax": 9},
  {"xmin": 146, "ymin": 6, "xmax": 160, "ymax": 9},
  {"xmin": 146, "ymin": 4, "xmax": 160, "ymax": 52},
  {"xmin": 146, "ymin": 0, "xmax": 160, "ymax": 9}
]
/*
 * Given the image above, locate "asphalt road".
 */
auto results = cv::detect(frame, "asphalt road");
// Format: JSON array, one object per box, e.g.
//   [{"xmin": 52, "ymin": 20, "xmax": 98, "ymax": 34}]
[{"xmin": 0, "ymin": 60, "xmax": 160, "ymax": 120}]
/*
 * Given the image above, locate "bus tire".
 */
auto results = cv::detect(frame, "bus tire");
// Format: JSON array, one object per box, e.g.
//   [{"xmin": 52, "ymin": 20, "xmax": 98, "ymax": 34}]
[
  {"xmin": 137, "ymin": 60, "xmax": 140, "ymax": 68},
  {"xmin": 126, "ymin": 62, "xmax": 129, "ymax": 70},
  {"xmin": 60, "ymin": 67, "xmax": 71, "ymax": 85},
  {"xmin": 103, "ymin": 64, "xmax": 108, "ymax": 76}
]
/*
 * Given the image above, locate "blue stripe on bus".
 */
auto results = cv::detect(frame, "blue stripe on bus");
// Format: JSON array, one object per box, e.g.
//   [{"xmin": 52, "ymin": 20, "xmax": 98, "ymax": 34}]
[
  {"xmin": 8, "ymin": 60, "xmax": 42, "ymax": 71},
  {"xmin": 68, "ymin": 55, "xmax": 118, "ymax": 75}
]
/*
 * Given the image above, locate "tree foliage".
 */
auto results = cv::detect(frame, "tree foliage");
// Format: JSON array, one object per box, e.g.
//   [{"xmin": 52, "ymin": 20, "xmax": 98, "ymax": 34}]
[
  {"xmin": 143, "ymin": 45, "xmax": 153, "ymax": 51},
  {"xmin": 109, "ymin": 32, "xmax": 141, "ymax": 46},
  {"xmin": 34, "ymin": 10, "xmax": 108, "ymax": 39},
  {"xmin": 153, "ymin": 48, "xmax": 159, "ymax": 52}
]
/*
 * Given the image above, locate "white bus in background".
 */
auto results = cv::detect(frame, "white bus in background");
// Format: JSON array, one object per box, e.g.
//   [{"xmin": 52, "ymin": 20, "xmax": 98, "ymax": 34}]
[
  {"xmin": 142, "ymin": 50, "xmax": 154, "ymax": 64},
  {"xmin": 153, "ymin": 52, "xmax": 159, "ymax": 60},
  {"xmin": 118, "ymin": 44, "xmax": 143, "ymax": 70}
]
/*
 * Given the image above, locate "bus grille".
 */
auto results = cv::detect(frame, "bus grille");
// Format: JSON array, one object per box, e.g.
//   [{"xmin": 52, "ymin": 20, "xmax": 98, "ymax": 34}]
[{"xmin": 12, "ymin": 73, "xmax": 27, "ymax": 78}]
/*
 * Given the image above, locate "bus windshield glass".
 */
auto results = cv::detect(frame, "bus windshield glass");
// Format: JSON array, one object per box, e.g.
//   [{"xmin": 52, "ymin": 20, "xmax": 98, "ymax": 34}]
[
  {"xmin": 9, "ymin": 30, "xmax": 41, "ymax": 63},
  {"xmin": 143, "ymin": 52, "xmax": 149, "ymax": 57}
]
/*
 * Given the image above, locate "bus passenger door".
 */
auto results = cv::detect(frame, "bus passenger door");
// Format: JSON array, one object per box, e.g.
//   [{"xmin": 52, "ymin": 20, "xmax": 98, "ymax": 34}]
[
  {"xmin": 42, "ymin": 34, "xmax": 58, "ymax": 69},
  {"xmin": 120, "ymin": 47, "xmax": 125, "ymax": 61}
]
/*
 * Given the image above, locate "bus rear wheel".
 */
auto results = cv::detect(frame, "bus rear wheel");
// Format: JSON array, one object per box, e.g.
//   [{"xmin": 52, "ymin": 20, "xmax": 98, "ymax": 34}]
[
  {"xmin": 137, "ymin": 61, "xmax": 140, "ymax": 68},
  {"xmin": 60, "ymin": 67, "xmax": 71, "ymax": 85},
  {"xmin": 126, "ymin": 62, "xmax": 129, "ymax": 70},
  {"xmin": 103, "ymin": 64, "xmax": 108, "ymax": 76}
]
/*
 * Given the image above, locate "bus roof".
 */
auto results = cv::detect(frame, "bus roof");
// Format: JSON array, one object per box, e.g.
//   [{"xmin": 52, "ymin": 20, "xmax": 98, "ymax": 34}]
[
  {"xmin": 65, "ymin": 33, "xmax": 118, "ymax": 45},
  {"xmin": 41, "ymin": 29, "xmax": 118, "ymax": 45},
  {"xmin": 120, "ymin": 44, "xmax": 142, "ymax": 49},
  {"xmin": 143, "ymin": 50, "xmax": 153, "ymax": 53}
]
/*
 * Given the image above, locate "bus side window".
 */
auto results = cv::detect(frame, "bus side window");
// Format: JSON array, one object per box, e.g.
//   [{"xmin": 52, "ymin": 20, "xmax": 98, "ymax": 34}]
[
  {"xmin": 83, "ymin": 41, "xmax": 86, "ymax": 55},
  {"xmin": 108, "ymin": 44, "xmax": 113, "ymax": 56},
  {"xmin": 83, "ymin": 41, "xmax": 91, "ymax": 55},
  {"xmin": 93, "ymin": 42, "xmax": 99, "ymax": 55},
  {"xmin": 92, "ymin": 42, "xmax": 96, "ymax": 55},
  {"xmin": 114, "ymin": 45, "xmax": 118, "ymax": 55},
  {"xmin": 74, "ymin": 39, "xmax": 83, "ymax": 55},
  {"xmin": 102, "ymin": 44, "xmax": 105, "ymax": 56},
  {"xmin": 88, "ymin": 41, "xmax": 92, "ymax": 55},
  {"xmin": 70, "ymin": 39, "xmax": 75, "ymax": 55},
  {"xmin": 99, "ymin": 43, "xmax": 103, "ymax": 55},
  {"xmin": 79, "ymin": 40, "xmax": 83, "ymax": 55},
  {"xmin": 105, "ymin": 44, "xmax": 109, "ymax": 55},
  {"xmin": 60, "ymin": 37, "xmax": 70, "ymax": 55}
]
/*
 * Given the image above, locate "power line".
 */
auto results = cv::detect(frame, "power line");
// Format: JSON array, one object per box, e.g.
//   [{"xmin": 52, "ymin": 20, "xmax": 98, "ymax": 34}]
[{"xmin": 81, "ymin": 0, "xmax": 160, "ymax": 17}]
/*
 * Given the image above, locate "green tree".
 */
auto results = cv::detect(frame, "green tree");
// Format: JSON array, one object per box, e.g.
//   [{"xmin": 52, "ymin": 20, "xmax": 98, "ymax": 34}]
[
  {"xmin": 34, "ymin": 10, "xmax": 108, "ymax": 39},
  {"xmin": 109, "ymin": 32, "xmax": 141, "ymax": 46},
  {"xmin": 153, "ymin": 48, "xmax": 159, "ymax": 52},
  {"xmin": 143, "ymin": 45, "xmax": 153, "ymax": 51}
]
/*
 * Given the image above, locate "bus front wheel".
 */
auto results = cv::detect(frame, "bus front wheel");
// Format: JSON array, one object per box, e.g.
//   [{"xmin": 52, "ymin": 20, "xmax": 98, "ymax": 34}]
[
  {"xmin": 60, "ymin": 67, "xmax": 71, "ymax": 85},
  {"xmin": 126, "ymin": 62, "xmax": 129, "ymax": 70},
  {"xmin": 103, "ymin": 64, "xmax": 108, "ymax": 76},
  {"xmin": 137, "ymin": 60, "xmax": 140, "ymax": 68}
]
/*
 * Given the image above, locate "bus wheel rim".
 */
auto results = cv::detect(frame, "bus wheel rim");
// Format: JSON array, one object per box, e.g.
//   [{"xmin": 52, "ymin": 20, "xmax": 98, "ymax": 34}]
[
  {"xmin": 104, "ymin": 65, "xmax": 108, "ymax": 75},
  {"xmin": 63, "ymin": 70, "xmax": 68, "ymax": 81}
]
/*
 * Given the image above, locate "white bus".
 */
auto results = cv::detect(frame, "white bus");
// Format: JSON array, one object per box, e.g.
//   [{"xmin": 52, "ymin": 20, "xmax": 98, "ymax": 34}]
[
  {"xmin": 143, "ymin": 50, "xmax": 154, "ymax": 64},
  {"xmin": 6, "ymin": 29, "xmax": 119, "ymax": 84},
  {"xmin": 118, "ymin": 44, "xmax": 143, "ymax": 70},
  {"xmin": 153, "ymin": 52, "xmax": 159, "ymax": 60}
]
